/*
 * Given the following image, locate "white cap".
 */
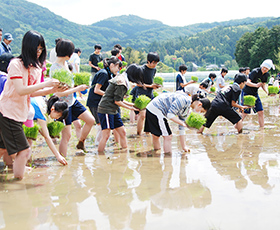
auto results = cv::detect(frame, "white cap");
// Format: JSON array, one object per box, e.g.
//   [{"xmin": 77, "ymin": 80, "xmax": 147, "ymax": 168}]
[{"xmin": 261, "ymin": 59, "xmax": 275, "ymax": 70}]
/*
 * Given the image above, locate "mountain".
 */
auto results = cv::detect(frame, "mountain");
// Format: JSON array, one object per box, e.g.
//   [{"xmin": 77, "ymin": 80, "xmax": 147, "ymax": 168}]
[{"xmin": 0, "ymin": 0, "xmax": 277, "ymax": 62}]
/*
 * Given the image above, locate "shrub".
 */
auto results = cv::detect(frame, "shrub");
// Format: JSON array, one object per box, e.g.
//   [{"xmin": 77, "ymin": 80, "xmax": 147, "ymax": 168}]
[
  {"xmin": 134, "ymin": 95, "xmax": 151, "ymax": 110},
  {"xmin": 23, "ymin": 123, "xmax": 40, "ymax": 140},
  {"xmin": 47, "ymin": 121, "xmax": 65, "ymax": 138},
  {"xmin": 268, "ymin": 86, "xmax": 279, "ymax": 95},
  {"xmin": 153, "ymin": 76, "xmax": 164, "ymax": 85},
  {"xmin": 185, "ymin": 112, "xmax": 206, "ymax": 129},
  {"xmin": 243, "ymin": 95, "xmax": 257, "ymax": 107},
  {"xmin": 73, "ymin": 72, "xmax": 91, "ymax": 86}
]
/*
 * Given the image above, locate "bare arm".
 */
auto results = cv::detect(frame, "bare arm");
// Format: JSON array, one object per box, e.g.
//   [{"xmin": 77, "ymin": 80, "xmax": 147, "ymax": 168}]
[
  {"xmin": 37, "ymin": 119, "xmax": 68, "ymax": 165},
  {"xmin": 55, "ymin": 85, "xmax": 89, "ymax": 97},
  {"xmin": 12, "ymin": 78, "xmax": 59, "ymax": 96},
  {"xmin": 115, "ymin": 100, "xmax": 139, "ymax": 111},
  {"xmin": 94, "ymin": 84, "xmax": 105, "ymax": 96},
  {"xmin": 245, "ymin": 79, "xmax": 262, "ymax": 88}
]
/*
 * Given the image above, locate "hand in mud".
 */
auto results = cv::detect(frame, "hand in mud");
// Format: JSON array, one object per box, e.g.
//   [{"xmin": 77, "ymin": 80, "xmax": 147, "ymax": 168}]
[{"xmin": 57, "ymin": 154, "xmax": 68, "ymax": 165}]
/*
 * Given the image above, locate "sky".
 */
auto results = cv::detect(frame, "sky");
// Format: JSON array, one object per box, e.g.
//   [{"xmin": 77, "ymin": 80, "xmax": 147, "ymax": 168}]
[{"xmin": 26, "ymin": 0, "xmax": 279, "ymax": 27}]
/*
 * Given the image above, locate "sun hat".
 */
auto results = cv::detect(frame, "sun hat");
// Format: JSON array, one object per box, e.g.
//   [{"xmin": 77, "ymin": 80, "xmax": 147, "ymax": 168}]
[{"xmin": 260, "ymin": 59, "xmax": 275, "ymax": 70}]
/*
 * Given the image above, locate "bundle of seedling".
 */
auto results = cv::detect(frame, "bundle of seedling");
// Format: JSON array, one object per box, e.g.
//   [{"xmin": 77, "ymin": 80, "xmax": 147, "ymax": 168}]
[
  {"xmin": 73, "ymin": 72, "xmax": 91, "ymax": 86},
  {"xmin": 119, "ymin": 68, "xmax": 126, "ymax": 74},
  {"xmin": 125, "ymin": 95, "xmax": 133, "ymax": 103},
  {"xmin": 191, "ymin": 76, "xmax": 198, "ymax": 82},
  {"xmin": 243, "ymin": 95, "xmax": 257, "ymax": 107},
  {"xmin": 153, "ymin": 76, "xmax": 164, "ymax": 86},
  {"xmin": 51, "ymin": 69, "xmax": 73, "ymax": 88},
  {"xmin": 47, "ymin": 121, "xmax": 65, "ymax": 138},
  {"xmin": 23, "ymin": 123, "xmax": 40, "ymax": 141},
  {"xmin": 185, "ymin": 112, "xmax": 207, "ymax": 129},
  {"xmin": 98, "ymin": 61, "xmax": 104, "ymax": 69},
  {"xmin": 210, "ymin": 86, "xmax": 216, "ymax": 92},
  {"xmin": 153, "ymin": 90, "xmax": 159, "ymax": 98},
  {"xmin": 268, "ymin": 86, "xmax": 279, "ymax": 95},
  {"xmin": 134, "ymin": 95, "xmax": 151, "ymax": 110}
]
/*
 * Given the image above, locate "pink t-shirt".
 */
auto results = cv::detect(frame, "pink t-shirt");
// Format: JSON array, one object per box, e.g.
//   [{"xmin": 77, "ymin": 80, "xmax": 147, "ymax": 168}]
[{"xmin": 0, "ymin": 58, "xmax": 41, "ymax": 122}]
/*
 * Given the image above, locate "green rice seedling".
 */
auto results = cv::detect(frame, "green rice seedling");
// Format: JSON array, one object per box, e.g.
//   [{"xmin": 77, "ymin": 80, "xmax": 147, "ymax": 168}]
[
  {"xmin": 51, "ymin": 69, "xmax": 73, "ymax": 87},
  {"xmin": 134, "ymin": 95, "xmax": 151, "ymax": 110},
  {"xmin": 153, "ymin": 76, "xmax": 164, "ymax": 86},
  {"xmin": 23, "ymin": 123, "xmax": 40, "ymax": 140},
  {"xmin": 122, "ymin": 61, "xmax": 128, "ymax": 67},
  {"xmin": 73, "ymin": 72, "xmax": 91, "ymax": 86},
  {"xmin": 125, "ymin": 95, "xmax": 133, "ymax": 103},
  {"xmin": 210, "ymin": 86, "xmax": 216, "ymax": 92},
  {"xmin": 191, "ymin": 76, "xmax": 198, "ymax": 82},
  {"xmin": 243, "ymin": 95, "xmax": 257, "ymax": 107},
  {"xmin": 153, "ymin": 90, "xmax": 159, "ymax": 98},
  {"xmin": 98, "ymin": 61, "xmax": 104, "ymax": 69},
  {"xmin": 46, "ymin": 63, "xmax": 52, "ymax": 68},
  {"xmin": 268, "ymin": 86, "xmax": 279, "ymax": 95},
  {"xmin": 229, "ymin": 81, "xmax": 234, "ymax": 85},
  {"xmin": 185, "ymin": 112, "xmax": 206, "ymax": 129},
  {"xmin": 120, "ymin": 67, "xmax": 126, "ymax": 74},
  {"xmin": 46, "ymin": 67, "xmax": 50, "ymax": 77},
  {"xmin": 47, "ymin": 121, "xmax": 65, "ymax": 138}
]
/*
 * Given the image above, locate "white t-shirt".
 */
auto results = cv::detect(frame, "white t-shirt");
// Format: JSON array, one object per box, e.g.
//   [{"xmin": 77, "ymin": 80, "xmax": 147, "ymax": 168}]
[
  {"xmin": 216, "ymin": 74, "xmax": 225, "ymax": 92},
  {"xmin": 69, "ymin": 53, "xmax": 80, "ymax": 73},
  {"xmin": 184, "ymin": 84, "xmax": 207, "ymax": 96}
]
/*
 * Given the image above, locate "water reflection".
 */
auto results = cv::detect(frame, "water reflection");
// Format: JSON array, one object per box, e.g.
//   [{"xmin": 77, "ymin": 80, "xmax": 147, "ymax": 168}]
[{"xmin": 1, "ymin": 101, "xmax": 280, "ymax": 229}]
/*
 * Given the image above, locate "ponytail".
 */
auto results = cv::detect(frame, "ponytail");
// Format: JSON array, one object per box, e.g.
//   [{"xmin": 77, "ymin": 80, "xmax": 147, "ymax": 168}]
[{"xmin": 47, "ymin": 95, "xmax": 69, "ymax": 120}]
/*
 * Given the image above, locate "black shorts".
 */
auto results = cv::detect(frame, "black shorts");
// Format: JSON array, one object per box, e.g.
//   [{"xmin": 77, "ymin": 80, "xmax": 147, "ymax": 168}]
[
  {"xmin": 144, "ymin": 109, "xmax": 172, "ymax": 137},
  {"xmin": 89, "ymin": 106, "xmax": 100, "ymax": 124},
  {"xmin": 0, "ymin": 113, "xmax": 29, "ymax": 155},
  {"xmin": 204, "ymin": 105, "xmax": 242, "ymax": 128}
]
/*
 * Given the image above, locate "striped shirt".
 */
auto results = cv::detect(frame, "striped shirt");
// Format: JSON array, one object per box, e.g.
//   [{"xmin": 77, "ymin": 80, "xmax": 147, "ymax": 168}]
[{"xmin": 147, "ymin": 91, "xmax": 191, "ymax": 120}]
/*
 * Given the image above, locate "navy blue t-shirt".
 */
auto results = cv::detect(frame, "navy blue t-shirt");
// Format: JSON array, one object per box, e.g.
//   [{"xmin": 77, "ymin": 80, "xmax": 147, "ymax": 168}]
[
  {"xmin": 243, "ymin": 67, "xmax": 269, "ymax": 96},
  {"xmin": 86, "ymin": 68, "xmax": 113, "ymax": 107},
  {"xmin": 134, "ymin": 64, "xmax": 156, "ymax": 99},
  {"xmin": 176, "ymin": 73, "xmax": 184, "ymax": 91}
]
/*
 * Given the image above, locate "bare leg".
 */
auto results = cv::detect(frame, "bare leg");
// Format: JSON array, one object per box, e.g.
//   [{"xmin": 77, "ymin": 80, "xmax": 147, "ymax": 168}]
[
  {"xmin": 72, "ymin": 119, "xmax": 82, "ymax": 139},
  {"xmin": 234, "ymin": 120, "xmax": 243, "ymax": 133},
  {"xmin": 13, "ymin": 147, "xmax": 32, "ymax": 179},
  {"xmin": 152, "ymin": 134, "xmax": 161, "ymax": 150},
  {"xmin": 98, "ymin": 129, "xmax": 111, "ymax": 152},
  {"xmin": 136, "ymin": 110, "xmax": 146, "ymax": 135},
  {"xmin": 257, "ymin": 110, "xmax": 264, "ymax": 128},
  {"xmin": 59, "ymin": 125, "xmax": 71, "ymax": 157},
  {"xmin": 163, "ymin": 135, "xmax": 173, "ymax": 153},
  {"xmin": 114, "ymin": 126, "xmax": 127, "ymax": 148}
]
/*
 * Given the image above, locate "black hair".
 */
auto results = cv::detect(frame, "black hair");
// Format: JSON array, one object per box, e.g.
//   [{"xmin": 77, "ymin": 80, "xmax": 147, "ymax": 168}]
[
  {"xmin": 0, "ymin": 53, "xmax": 14, "ymax": 73},
  {"xmin": 234, "ymin": 73, "xmax": 247, "ymax": 84},
  {"xmin": 75, "ymin": 48, "xmax": 81, "ymax": 53},
  {"xmin": 111, "ymin": 48, "xmax": 120, "ymax": 56},
  {"xmin": 103, "ymin": 56, "xmax": 122, "ymax": 69},
  {"xmin": 191, "ymin": 94, "xmax": 211, "ymax": 111},
  {"xmin": 114, "ymin": 44, "xmax": 122, "ymax": 50},
  {"xmin": 126, "ymin": 63, "xmax": 144, "ymax": 85},
  {"xmin": 221, "ymin": 67, "xmax": 228, "ymax": 73},
  {"xmin": 208, "ymin": 73, "xmax": 216, "ymax": 79},
  {"xmin": 94, "ymin": 44, "xmax": 102, "ymax": 50},
  {"xmin": 239, "ymin": 67, "xmax": 245, "ymax": 73},
  {"xmin": 18, "ymin": 30, "xmax": 46, "ymax": 69},
  {"xmin": 199, "ymin": 82, "xmax": 208, "ymax": 89},
  {"xmin": 56, "ymin": 39, "xmax": 75, "ymax": 58},
  {"xmin": 147, "ymin": 52, "xmax": 160, "ymax": 63},
  {"xmin": 68, "ymin": 63, "xmax": 73, "ymax": 72},
  {"xmin": 55, "ymin": 37, "xmax": 62, "ymax": 45},
  {"xmin": 47, "ymin": 95, "xmax": 69, "ymax": 120},
  {"xmin": 179, "ymin": 64, "xmax": 188, "ymax": 72},
  {"xmin": 245, "ymin": 67, "xmax": 250, "ymax": 71}
]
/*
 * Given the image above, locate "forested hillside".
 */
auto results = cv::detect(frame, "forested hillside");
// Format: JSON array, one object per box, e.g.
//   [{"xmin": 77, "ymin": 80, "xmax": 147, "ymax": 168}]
[{"xmin": 0, "ymin": 0, "xmax": 279, "ymax": 70}]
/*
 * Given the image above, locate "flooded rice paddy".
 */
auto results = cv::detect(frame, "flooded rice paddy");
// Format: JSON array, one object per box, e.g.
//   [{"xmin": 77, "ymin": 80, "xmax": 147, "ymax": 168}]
[{"xmin": 1, "ymin": 94, "xmax": 280, "ymax": 230}]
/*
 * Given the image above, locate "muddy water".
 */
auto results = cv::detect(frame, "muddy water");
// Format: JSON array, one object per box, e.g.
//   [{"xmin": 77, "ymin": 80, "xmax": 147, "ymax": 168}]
[{"xmin": 1, "ymin": 98, "xmax": 280, "ymax": 230}]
